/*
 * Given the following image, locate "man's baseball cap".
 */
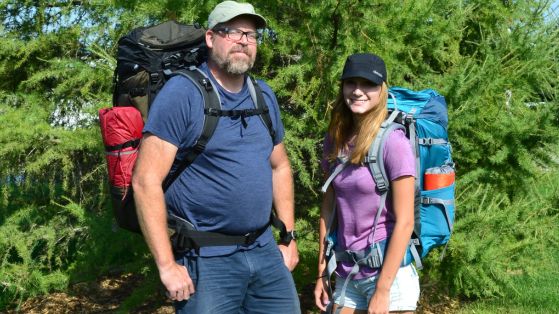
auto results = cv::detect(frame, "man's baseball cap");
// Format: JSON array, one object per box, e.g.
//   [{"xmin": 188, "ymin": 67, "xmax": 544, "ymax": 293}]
[
  {"xmin": 208, "ymin": 1, "xmax": 267, "ymax": 29},
  {"xmin": 341, "ymin": 53, "xmax": 387, "ymax": 85}
]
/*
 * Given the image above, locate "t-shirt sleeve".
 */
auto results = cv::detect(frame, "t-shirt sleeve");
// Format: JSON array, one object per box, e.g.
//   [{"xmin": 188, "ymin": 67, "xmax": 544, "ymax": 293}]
[
  {"xmin": 257, "ymin": 80, "xmax": 284, "ymax": 145},
  {"xmin": 383, "ymin": 129, "xmax": 416, "ymax": 180},
  {"xmin": 143, "ymin": 75, "xmax": 203, "ymax": 149}
]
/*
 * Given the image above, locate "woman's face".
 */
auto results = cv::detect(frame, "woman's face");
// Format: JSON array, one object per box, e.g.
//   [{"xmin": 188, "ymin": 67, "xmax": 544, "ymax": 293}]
[{"xmin": 342, "ymin": 77, "xmax": 382, "ymax": 115}]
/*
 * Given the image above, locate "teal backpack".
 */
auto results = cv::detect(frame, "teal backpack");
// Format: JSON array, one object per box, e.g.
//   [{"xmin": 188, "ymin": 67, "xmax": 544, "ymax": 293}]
[{"xmin": 321, "ymin": 87, "xmax": 455, "ymax": 313}]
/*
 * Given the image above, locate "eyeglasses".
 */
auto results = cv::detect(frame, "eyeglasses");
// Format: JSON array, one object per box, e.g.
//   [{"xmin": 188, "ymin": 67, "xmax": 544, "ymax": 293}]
[{"xmin": 214, "ymin": 27, "xmax": 262, "ymax": 44}]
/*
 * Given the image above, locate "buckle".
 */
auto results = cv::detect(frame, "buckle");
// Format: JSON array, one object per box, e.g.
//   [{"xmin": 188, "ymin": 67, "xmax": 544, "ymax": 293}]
[
  {"xmin": 364, "ymin": 252, "xmax": 381, "ymax": 268},
  {"xmin": 244, "ymin": 231, "xmax": 258, "ymax": 245},
  {"xmin": 345, "ymin": 250, "xmax": 359, "ymax": 264},
  {"xmin": 205, "ymin": 108, "xmax": 220, "ymax": 116}
]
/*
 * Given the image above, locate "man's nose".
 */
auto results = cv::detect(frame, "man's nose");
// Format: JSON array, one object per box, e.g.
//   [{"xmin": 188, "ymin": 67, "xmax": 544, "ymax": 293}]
[{"xmin": 237, "ymin": 33, "xmax": 250, "ymax": 44}]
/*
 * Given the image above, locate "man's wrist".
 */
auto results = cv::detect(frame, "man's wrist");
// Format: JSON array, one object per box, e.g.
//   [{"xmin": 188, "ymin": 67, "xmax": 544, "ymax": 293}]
[{"xmin": 279, "ymin": 229, "xmax": 297, "ymax": 245}]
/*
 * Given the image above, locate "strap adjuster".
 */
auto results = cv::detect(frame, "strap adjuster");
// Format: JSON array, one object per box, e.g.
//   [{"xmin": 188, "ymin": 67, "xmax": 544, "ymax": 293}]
[
  {"xmin": 192, "ymin": 142, "xmax": 206, "ymax": 154},
  {"xmin": 199, "ymin": 78, "xmax": 213, "ymax": 91},
  {"xmin": 149, "ymin": 72, "xmax": 159, "ymax": 84},
  {"xmin": 376, "ymin": 180, "xmax": 387, "ymax": 191},
  {"xmin": 422, "ymin": 197, "xmax": 434, "ymax": 204},
  {"xmin": 364, "ymin": 155, "xmax": 377, "ymax": 163}
]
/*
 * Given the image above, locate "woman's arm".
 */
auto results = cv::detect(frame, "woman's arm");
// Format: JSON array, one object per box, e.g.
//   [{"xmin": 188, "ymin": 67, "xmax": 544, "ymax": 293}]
[
  {"xmin": 368, "ymin": 175, "xmax": 415, "ymax": 314},
  {"xmin": 314, "ymin": 185, "xmax": 335, "ymax": 312}
]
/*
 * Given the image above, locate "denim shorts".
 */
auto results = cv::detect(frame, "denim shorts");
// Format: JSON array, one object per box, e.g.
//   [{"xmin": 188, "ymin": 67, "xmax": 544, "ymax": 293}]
[{"xmin": 333, "ymin": 264, "xmax": 420, "ymax": 311}]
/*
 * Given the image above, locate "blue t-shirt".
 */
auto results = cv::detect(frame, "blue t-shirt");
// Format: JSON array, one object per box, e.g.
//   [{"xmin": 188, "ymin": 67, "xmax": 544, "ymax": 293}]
[{"xmin": 143, "ymin": 63, "xmax": 285, "ymax": 256}]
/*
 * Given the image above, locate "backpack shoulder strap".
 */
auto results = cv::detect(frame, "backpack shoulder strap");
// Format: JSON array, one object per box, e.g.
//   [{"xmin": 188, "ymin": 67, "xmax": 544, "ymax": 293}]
[
  {"xmin": 365, "ymin": 110, "xmax": 406, "ymax": 194},
  {"xmin": 247, "ymin": 77, "xmax": 276, "ymax": 140},
  {"xmin": 162, "ymin": 67, "xmax": 221, "ymax": 190}
]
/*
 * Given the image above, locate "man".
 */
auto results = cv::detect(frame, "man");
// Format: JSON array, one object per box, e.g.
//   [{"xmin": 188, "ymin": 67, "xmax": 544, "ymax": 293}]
[{"xmin": 132, "ymin": 1, "xmax": 301, "ymax": 313}]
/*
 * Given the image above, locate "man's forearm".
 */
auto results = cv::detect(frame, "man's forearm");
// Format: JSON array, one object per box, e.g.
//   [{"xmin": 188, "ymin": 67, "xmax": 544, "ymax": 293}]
[
  {"xmin": 272, "ymin": 163, "xmax": 295, "ymax": 230},
  {"xmin": 133, "ymin": 182, "xmax": 175, "ymax": 269}
]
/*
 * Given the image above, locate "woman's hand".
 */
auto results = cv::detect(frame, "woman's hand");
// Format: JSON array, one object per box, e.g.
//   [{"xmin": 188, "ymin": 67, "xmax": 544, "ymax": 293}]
[
  {"xmin": 314, "ymin": 276, "xmax": 330, "ymax": 311},
  {"xmin": 367, "ymin": 289, "xmax": 390, "ymax": 314}
]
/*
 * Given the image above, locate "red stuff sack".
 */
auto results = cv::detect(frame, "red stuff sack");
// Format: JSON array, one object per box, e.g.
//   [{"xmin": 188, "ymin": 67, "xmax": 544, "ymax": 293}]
[{"xmin": 99, "ymin": 106, "xmax": 144, "ymax": 232}]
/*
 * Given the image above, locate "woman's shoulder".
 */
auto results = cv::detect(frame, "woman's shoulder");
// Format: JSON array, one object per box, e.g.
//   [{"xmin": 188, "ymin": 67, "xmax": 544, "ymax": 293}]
[{"xmin": 383, "ymin": 128, "xmax": 413, "ymax": 159}]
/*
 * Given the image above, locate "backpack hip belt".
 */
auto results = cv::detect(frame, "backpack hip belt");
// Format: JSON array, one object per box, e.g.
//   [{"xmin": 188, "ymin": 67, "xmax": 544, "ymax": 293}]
[{"xmin": 168, "ymin": 212, "xmax": 284, "ymax": 252}]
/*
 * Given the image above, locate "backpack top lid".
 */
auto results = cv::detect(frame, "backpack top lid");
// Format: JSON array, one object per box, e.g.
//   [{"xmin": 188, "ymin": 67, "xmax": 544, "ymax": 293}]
[
  {"xmin": 126, "ymin": 20, "xmax": 206, "ymax": 50},
  {"xmin": 116, "ymin": 21, "xmax": 208, "ymax": 78},
  {"xmin": 387, "ymin": 87, "xmax": 449, "ymax": 131}
]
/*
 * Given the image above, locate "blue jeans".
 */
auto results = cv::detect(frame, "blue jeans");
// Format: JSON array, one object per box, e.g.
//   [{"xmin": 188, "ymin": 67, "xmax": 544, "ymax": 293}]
[{"xmin": 175, "ymin": 241, "xmax": 301, "ymax": 314}]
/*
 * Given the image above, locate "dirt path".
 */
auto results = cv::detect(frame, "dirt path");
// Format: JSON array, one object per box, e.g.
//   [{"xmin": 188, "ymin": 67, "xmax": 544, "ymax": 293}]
[{"xmin": 7, "ymin": 273, "xmax": 459, "ymax": 313}]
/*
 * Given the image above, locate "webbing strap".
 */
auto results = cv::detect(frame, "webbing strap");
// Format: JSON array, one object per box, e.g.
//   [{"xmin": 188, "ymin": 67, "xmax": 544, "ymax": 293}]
[
  {"xmin": 418, "ymin": 138, "xmax": 448, "ymax": 145},
  {"xmin": 325, "ymin": 247, "xmax": 338, "ymax": 281},
  {"xmin": 204, "ymin": 107, "xmax": 270, "ymax": 128},
  {"xmin": 105, "ymin": 149, "xmax": 138, "ymax": 157},
  {"xmin": 334, "ymin": 263, "xmax": 360, "ymax": 314},
  {"xmin": 368, "ymin": 191, "xmax": 388, "ymax": 248},
  {"xmin": 104, "ymin": 138, "xmax": 141, "ymax": 152},
  {"xmin": 421, "ymin": 197, "xmax": 454, "ymax": 231},
  {"xmin": 321, "ymin": 161, "xmax": 348, "ymax": 193},
  {"xmin": 204, "ymin": 107, "xmax": 269, "ymax": 117},
  {"xmin": 409, "ymin": 240, "xmax": 423, "ymax": 270}
]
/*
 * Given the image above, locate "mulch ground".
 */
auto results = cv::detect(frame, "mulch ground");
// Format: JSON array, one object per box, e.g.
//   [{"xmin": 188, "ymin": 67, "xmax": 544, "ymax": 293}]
[{"xmin": 6, "ymin": 273, "xmax": 460, "ymax": 313}]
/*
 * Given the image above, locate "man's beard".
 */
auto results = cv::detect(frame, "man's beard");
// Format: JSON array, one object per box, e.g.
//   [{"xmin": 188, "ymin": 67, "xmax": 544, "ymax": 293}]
[{"xmin": 210, "ymin": 46, "xmax": 254, "ymax": 75}]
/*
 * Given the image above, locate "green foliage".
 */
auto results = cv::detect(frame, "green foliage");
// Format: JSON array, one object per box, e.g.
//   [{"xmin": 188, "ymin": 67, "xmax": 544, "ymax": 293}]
[
  {"xmin": 0, "ymin": 201, "xmax": 86, "ymax": 306},
  {"xmin": 422, "ymin": 171, "xmax": 559, "ymax": 298},
  {"xmin": 0, "ymin": 0, "xmax": 558, "ymax": 311},
  {"xmin": 457, "ymin": 248, "xmax": 559, "ymax": 313}
]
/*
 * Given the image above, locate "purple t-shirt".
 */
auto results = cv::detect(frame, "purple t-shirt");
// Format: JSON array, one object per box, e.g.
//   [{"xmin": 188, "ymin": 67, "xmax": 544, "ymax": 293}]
[{"xmin": 321, "ymin": 129, "xmax": 415, "ymax": 278}]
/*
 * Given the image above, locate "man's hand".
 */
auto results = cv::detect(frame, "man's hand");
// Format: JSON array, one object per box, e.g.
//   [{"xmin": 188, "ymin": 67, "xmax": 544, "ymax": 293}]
[
  {"xmin": 278, "ymin": 240, "xmax": 299, "ymax": 271},
  {"xmin": 159, "ymin": 261, "xmax": 195, "ymax": 302}
]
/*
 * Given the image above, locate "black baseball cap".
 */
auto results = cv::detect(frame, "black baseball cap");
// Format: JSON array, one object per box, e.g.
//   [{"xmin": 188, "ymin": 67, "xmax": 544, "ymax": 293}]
[{"xmin": 341, "ymin": 53, "xmax": 387, "ymax": 85}]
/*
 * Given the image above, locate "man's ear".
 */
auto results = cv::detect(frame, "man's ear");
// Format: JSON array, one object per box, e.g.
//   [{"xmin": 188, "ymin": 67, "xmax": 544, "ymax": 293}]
[{"xmin": 205, "ymin": 30, "xmax": 214, "ymax": 49}]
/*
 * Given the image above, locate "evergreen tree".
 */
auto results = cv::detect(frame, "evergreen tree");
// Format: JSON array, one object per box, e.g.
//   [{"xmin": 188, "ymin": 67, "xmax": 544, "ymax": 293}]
[{"xmin": 0, "ymin": 0, "xmax": 558, "ymax": 309}]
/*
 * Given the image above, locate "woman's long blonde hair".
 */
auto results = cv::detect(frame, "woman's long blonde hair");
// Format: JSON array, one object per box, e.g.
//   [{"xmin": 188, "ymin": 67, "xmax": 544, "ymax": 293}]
[{"xmin": 328, "ymin": 81, "xmax": 389, "ymax": 164}]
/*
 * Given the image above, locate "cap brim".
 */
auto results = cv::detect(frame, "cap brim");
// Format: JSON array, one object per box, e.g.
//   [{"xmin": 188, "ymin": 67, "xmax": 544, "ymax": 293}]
[
  {"xmin": 341, "ymin": 69, "xmax": 384, "ymax": 85},
  {"xmin": 211, "ymin": 12, "xmax": 267, "ymax": 29}
]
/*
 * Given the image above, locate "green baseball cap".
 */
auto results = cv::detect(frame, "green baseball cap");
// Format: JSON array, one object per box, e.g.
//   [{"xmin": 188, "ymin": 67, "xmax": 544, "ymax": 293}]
[{"xmin": 208, "ymin": 1, "xmax": 267, "ymax": 29}]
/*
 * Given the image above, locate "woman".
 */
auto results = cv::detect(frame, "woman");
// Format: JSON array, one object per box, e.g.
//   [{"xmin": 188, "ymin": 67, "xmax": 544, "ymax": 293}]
[{"xmin": 314, "ymin": 53, "xmax": 420, "ymax": 314}]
